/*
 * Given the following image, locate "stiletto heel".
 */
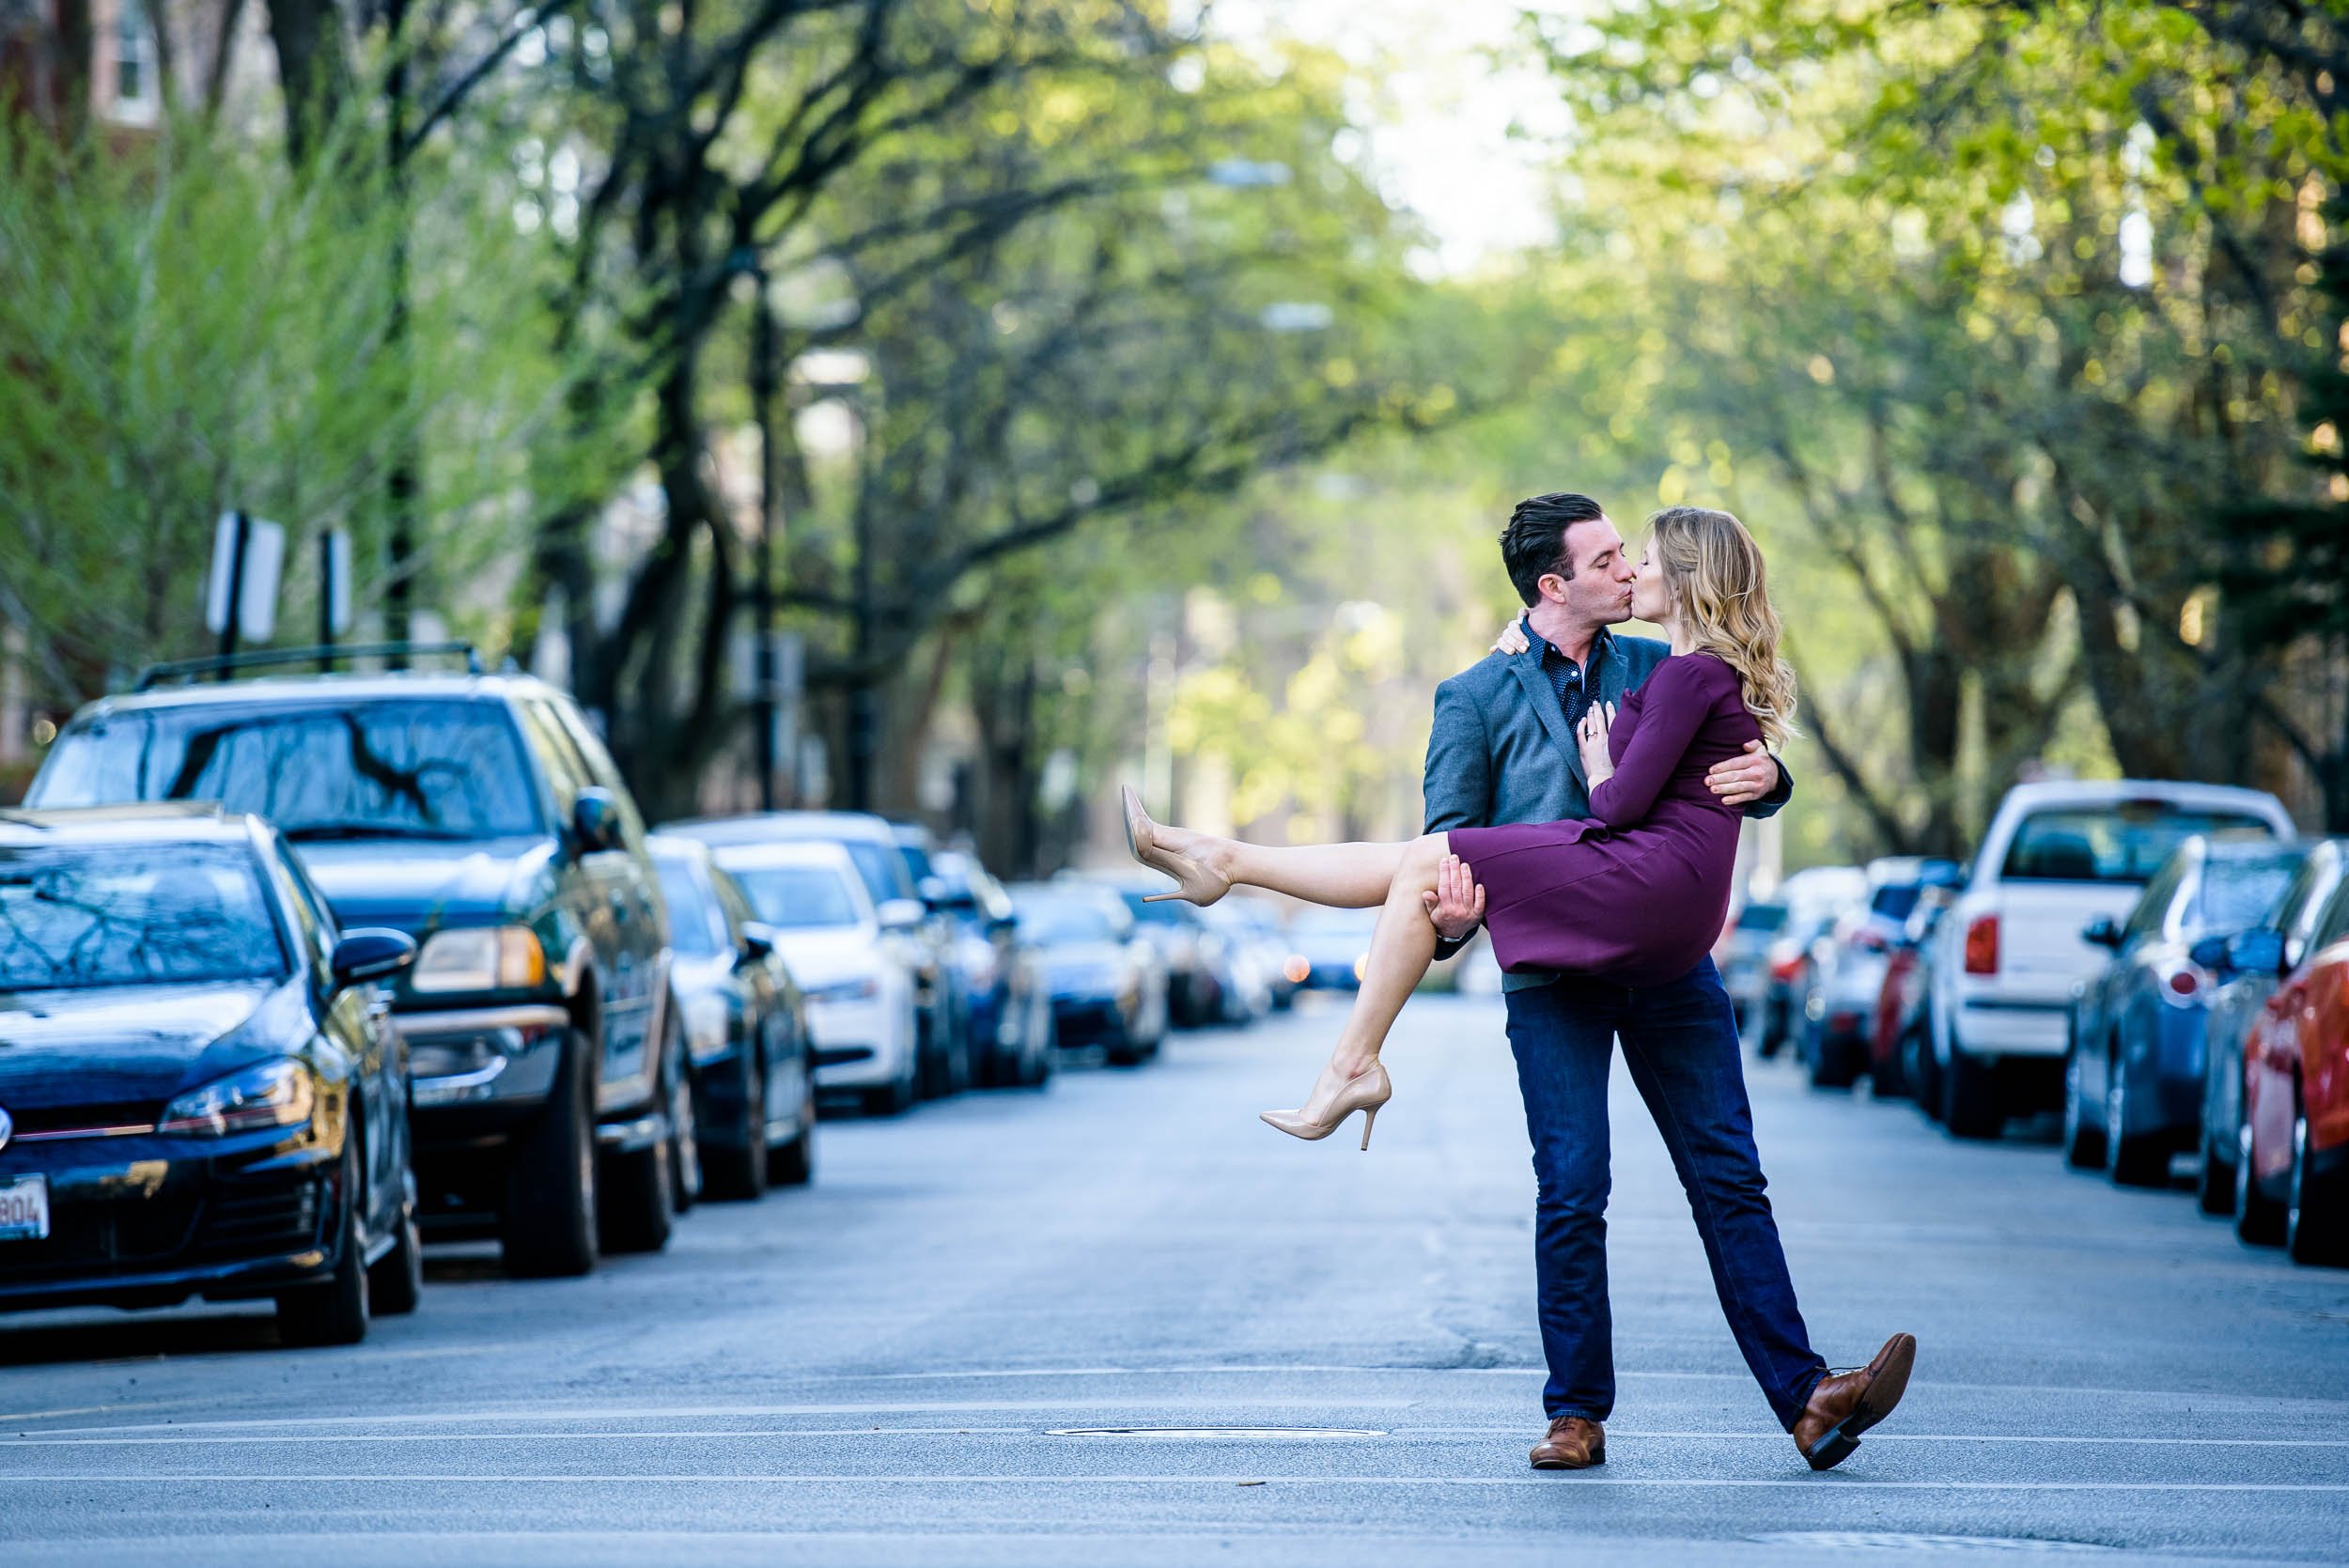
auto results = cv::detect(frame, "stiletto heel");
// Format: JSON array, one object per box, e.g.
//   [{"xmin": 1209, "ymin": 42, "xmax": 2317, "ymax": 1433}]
[
  {"xmin": 1261, "ymin": 1063, "xmax": 1392, "ymax": 1149},
  {"xmin": 1120, "ymin": 785, "xmax": 1233, "ymax": 907}
]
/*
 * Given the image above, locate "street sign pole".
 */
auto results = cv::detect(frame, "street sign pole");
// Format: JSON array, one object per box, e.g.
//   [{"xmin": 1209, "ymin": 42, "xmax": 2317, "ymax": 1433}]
[
  {"xmin": 319, "ymin": 528, "xmax": 334, "ymax": 648},
  {"xmin": 218, "ymin": 511, "xmax": 250, "ymax": 679}
]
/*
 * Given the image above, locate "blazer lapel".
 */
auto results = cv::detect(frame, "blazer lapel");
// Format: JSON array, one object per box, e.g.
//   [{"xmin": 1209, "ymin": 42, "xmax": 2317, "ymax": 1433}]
[{"xmin": 1510, "ymin": 651, "xmax": 1590, "ymax": 794}]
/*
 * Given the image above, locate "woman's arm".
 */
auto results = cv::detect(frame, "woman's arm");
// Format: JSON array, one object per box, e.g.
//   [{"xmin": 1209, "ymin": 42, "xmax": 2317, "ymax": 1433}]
[{"xmin": 1587, "ymin": 659, "xmax": 1719, "ymax": 830}]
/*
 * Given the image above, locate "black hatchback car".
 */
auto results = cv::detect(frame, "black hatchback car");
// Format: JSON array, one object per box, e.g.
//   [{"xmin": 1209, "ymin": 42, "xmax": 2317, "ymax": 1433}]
[
  {"xmin": 26, "ymin": 646, "xmax": 692, "ymax": 1278},
  {"xmin": 0, "ymin": 806, "xmax": 419, "ymax": 1345}
]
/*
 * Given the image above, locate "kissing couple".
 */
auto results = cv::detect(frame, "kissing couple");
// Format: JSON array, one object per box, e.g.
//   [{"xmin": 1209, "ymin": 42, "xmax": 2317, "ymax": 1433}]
[{"xmin": 1123, "ymin": 494, "xmax": 1917, "ymax": 1474}]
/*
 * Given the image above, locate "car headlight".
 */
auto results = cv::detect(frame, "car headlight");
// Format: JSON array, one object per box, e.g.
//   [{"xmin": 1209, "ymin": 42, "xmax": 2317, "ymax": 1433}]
[
  {"xmin": 161, "ymin": 1059, "xmax": 317, "ymax": 1138},
  {"xmin": 808, "ymin": 975, "xmax": 880, "ymax": 1002},
  {"xmin": 412, "ymin": 925, "xmax": 547, "ymax": 993}
]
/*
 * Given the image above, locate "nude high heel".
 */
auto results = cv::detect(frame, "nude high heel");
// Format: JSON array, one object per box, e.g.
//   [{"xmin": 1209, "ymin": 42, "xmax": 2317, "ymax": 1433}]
[
  {"xmin": 1120, "ymin": 785, "xmax": 1232, "ymax": 907},
  {"xmin": 1261, "ymin": 1063, "xmax": 1392, "ymax": 1151}
]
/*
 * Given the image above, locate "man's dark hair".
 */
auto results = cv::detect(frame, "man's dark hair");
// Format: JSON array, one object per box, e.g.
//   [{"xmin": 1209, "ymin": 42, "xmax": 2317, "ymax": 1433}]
[{"xmin": 1500, "ymin": 492, "xmax": 1608, "ymax": 607}]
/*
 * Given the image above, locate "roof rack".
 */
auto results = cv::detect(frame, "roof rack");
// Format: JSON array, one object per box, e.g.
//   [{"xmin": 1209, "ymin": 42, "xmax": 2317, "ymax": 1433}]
[{"xmin": 132, "ymin": 642, "xmax": 486, "ymax": 691}]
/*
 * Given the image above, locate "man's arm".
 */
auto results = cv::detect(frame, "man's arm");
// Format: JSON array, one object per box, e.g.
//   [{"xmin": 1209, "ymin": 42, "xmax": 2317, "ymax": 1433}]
[
  {"xmin": 1706, "ymin": 742, "xmax": 1795, "ymax": 816},
  {"xmin": 1422, "ymin": 679, "xmax": 1493, "ymax": 960}
]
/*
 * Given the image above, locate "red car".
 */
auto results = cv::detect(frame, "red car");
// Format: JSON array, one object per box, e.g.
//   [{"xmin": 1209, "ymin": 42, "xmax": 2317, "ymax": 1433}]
[{"xmin": 2237, "ymin": 870, "xmax": 2349, "ymax": 1265}]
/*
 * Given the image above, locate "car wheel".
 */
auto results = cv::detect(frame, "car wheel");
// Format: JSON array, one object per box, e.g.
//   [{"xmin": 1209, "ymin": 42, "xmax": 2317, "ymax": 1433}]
[
  {"xmin": 600, "ymin": 1021, "xmax": 683, "ymax": 1255},
  {"xmin": 706, "ymin": 1047, "xmax": 770, "ymax": 1203},
  {"xmin": 1902, "ymin": 1026, "xmax": 1940, "ymax": 1120},
  {"xmin": 278, "ymin": 1143, "xmax": 370, "ymax": 1348},
  {"xmin": 501, "ymin": 1025, "xmax": 599, "ymax": 1279},
  {"xmin": 367, "ymin": 1180, "xmax": 425, "ymax": 1317},
  {"xmin": 2286, "ymin": 1110, "xmax": 2347, "ymax": 1266},
  {"xmin": 2197, "ymin": 1068, "xmax": 2236, "ymax": 1217},
  {"xmin": 1941, "ymin": 1047, "xmax": 2000, "ymax": 1140},
  {"xmin": 2107, "ymin": 1051, "xmax": 2170, "ymax": 1188},
  {"xmin": 770, "ymin": 1074, "xmax": 817, "ymax": 1186},
  {"xmin": 1806, "ymin": 1028, "xmax": 1859, "ymax": 1091},
  {"xmin": 2235, "ymin": 1109, "xmax": 2286, "ymax": 1247},
  {"xmin": 2061, "ymin": 1045, "xmax": 2107, "ymax": 1170}
]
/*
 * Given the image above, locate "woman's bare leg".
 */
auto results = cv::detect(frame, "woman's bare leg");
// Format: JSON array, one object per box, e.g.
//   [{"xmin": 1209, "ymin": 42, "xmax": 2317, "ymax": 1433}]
[
  {"xmin": 1296, "ymin": 834, "xmax": 1449, "ymax": 1117},
  {"xmin": 1146, "ymin": 820, "xmax": 1412, "ymax": 908}
]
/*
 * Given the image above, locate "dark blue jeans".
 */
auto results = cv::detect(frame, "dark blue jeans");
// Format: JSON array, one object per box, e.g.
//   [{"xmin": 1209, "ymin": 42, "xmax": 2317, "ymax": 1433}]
[{"xmin": 1504, "ymin": 957, "xmax": 1828, "ymax": 1431}]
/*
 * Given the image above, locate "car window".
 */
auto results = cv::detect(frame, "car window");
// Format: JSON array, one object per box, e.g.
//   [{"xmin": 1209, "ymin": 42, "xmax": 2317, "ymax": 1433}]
[
  {"xmin": 2195, "ymin": 860, "xmax": 2299, "ymax": 938},
  {"xmin": 708, "ymin": 868, "xmax": 758, "ymax": 942},
  {"xmin": 1735, "ymin": 903, "xmax": 1788, "ymax": 933},
  {"xmin": 546, "ymin": 700, "xmax": 650, "ymax": 849},
  {"xmin": 2310, "ymin": 877, "xmax": 2349, "ymax": 953},
  {"xmin": 1999, "ymin": 804, "xmax": 2279, "ymax": 885},
  {"xmin": 652, "ymin": 856, "xmax": 729, "ymax": 956},
  {"xmin": 2121, "ymin": 859, "xmax": 2188, "ymax": 943},
  {"xmin": 32, "ymin": 700, "xmax": 545, "ymax": 840},
  {"xmin": 518, "ymin": 700, "xmax": 590, "ymax": 816},
  {"xmin": 1868, "ymin": 884, "xmax": 1921, "ymax": 923},
  {"xmin": 840, "ymin": 840, "xmax": 912, "ymax": 906},
  {"xmin": 724, "ymin": 863, "xmax": 863, "ymax": 929},
  {"xmin": 898, "ymin": 844, "xmax": 936, "ymax": 887},
  {"xmin": 0, "ymin": 843, "xmax": 288, "ymax": 990},
  {"xmin": 272, "ymin": 840, "xmax": 340, "ymax": 975}
]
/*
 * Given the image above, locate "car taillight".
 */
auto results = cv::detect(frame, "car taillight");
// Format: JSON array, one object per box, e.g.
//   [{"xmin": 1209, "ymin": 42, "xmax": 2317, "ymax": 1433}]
[
  {"xmin": 1769, "ymin": 953, "xmax": 1804, "ymax": 983},
  {"xmin": 2160, "ymin": 965, "xmax": 2204, "ymax": 1006},
  {"xmin": 1964, "ymin": 915, "xmax": 1999, "ymax": 976}
]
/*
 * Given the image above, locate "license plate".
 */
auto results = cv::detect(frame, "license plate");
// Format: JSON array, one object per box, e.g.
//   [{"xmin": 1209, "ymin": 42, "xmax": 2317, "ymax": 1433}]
[{"xmin": 0, "ymin": 1174, "xmax": 50, "ymax": 1242}]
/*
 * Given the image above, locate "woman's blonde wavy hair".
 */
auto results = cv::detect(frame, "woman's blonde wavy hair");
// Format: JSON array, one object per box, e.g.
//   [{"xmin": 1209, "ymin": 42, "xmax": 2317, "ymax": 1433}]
[{"xmin": 1645, "ymin": 506, "xmax": 1799, "ymax": 752}]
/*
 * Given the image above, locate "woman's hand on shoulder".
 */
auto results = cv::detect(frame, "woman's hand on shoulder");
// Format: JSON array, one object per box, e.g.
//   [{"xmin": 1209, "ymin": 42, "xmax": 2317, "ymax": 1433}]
[
  {"xmin": 1491, "ymin": 613, "xmax": 1530, "ymax": 656},
  {"xmin": 1576, "ymin": 700, "xmax": 1617, "ymax": 785}
]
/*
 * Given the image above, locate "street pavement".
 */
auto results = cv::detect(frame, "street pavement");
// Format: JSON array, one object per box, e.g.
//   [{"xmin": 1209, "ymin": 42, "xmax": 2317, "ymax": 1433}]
[{"xmin": 1, "ymin": 993, "xmax": 2345, "ymax": 1566}]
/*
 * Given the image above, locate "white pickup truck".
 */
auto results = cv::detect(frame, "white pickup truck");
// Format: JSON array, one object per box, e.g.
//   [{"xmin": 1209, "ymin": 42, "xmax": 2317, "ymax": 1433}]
[{"xmin": 1927, "ymin": 779, "xmax": 2295, "ymax": 1138}]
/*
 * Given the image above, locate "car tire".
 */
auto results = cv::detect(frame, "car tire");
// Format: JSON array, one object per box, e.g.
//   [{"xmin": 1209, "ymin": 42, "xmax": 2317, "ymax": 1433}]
[
  {"xmin": 2235, "ymin": 1110, "xmax": 2286, "ymax": 1247},
  {"xmin": 2061, "ymin": 1046, "xmax": 2107, "ymax": 1170},
  {"xmin": 278, "ymin": 1144, "xmax": 370, "ymax": 1348},
  {"xmin": 1902, "ymin": 1026, "xmax": 1940, "ymax": 1120},
  {"xmin": 2197, "ymin": 1132, "xmax": 2237, "ymax": 1217},
  {"xmin": 705, "ymin": 1047, "xmax": 770, "ymax": 1203},
  {"xmin": 2106, "ymin": 1053, "xmax": 2170, "ymax": 1188},
  {"xmin": 602, "ymin": 1020, "xmax": 687, "ymax": 1254},
  {"xmin": 368, "ymin": 1186, "xmax": 425, "ymax": 1317},
  {"xmin": 770, "ymin": 1074, "xmax": 817, "ymax": 1187},
  {"xmin": 501, "ymin": 1026, "xmax": 599, "ymax": 1279},
  {"xmin": 1806, "ymin": 1029, "xmax": 1860, "ymax": 1091},
  {"xmin": 2286, "ymin": 1110, "xmax": 2347, "ymax": 1267},
  {"xmin": 1941, "ymin": 1047, "xmax": 2000, "ymax": 1140}
]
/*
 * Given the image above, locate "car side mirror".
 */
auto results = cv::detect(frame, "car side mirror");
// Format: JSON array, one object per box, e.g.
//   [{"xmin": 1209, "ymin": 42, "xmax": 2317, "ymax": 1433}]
[
  {"xmin": 2187, "ymin": 934, "xmax": 2231, "ymax": 972},
  {"xmin": 918, "ymin": 876, "xmax": 951, "ymax": 908},
  {"xmin": 2081, "ymin": 915, "xmax": 2123, "ymax": 949},
  {"xmin": 2224, "ymin": 928, "xmax": 2287, "ymax": 978},
  {"xmin": 330, "ymin": 928, "xmax": 416, "ymax": 990},
  {"xmin": 571, "ymin": 787, "xmax": 624, "ymax": 853},
  {"xmin": 738, "ymin": 921, "xmax": 778, "ymax": 966},
  {"xmin": 877, "ymin": 897, "xmax": 926, "ymax": 932}
]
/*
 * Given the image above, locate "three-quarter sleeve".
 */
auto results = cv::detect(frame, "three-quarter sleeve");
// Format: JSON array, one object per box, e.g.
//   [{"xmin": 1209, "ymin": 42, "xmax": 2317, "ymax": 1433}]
[{"xmin": 1587, "ymin": 658, "xmax": 1719, "ymax": 830}]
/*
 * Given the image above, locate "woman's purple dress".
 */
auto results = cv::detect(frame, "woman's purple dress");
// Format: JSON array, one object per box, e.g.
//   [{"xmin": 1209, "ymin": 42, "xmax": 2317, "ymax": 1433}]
[{"xmin": 1450, "ymin": 651, "xmax": 1760, "ymax": 987}]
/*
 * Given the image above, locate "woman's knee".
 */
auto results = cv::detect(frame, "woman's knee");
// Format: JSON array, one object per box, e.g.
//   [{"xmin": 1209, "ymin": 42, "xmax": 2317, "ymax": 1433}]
[{"xmin": 1405, "ymin": 832, "xmax": 1449, "ymax": 880}]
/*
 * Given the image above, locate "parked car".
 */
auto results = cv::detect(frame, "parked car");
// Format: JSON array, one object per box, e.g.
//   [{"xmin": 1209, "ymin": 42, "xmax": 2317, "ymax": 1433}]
[
  {"xmin": 1756, "ymin": 865, "xmax": 1867, "ymax": 1057},
  {"xmin": 0, "ymin": 805, "xmax": 419, "ymax": 1345},
  {"xmin": 1207, "ymin": 898, "xmax": 1299, "ymax": 1012},
  {"xmin": 647, "ymin": 835, "xmax": 817, "ymax": 1197},
  {"xmin": 1799, "ymin": 858, "xmax": 1958, "ymax": 1090},
  {"xmin": 692, "ymin": 839, "xmax": 922, "ymax": 1116},
  {"xmin": 900, "ymin": 838, "xmax": 1052, "ymax": 1088},
  {"xmin": 1717, "ymin": 897, "xmax": 1788, "ymax": 1039},
  {"xmin": 2063, "ymin": 838, "xmax": 2301, "ymax": 1186},
  {"xmin": 670, "ymin": 813, "xmax": 970, "ymax": 1098},
  {"xmin": 1063, "ymin": 872, "xmax": 1226, "ymax": 1027},
  {"xmin": 1007, "ymin": 881, "xmax": 1168, "ymax": 1064},
  {"xmin": 1871, "ymin": 876, "xmax": 1963, "ymax": 1101},
  {"xmin": 27, "ymin": 649, "xmax": 695, "ymax": 1276},
  {"xmin": 2198, "ymin": 840, "xmax": 2346, "ymax": 1218},
  {"xmin": 1199, "ymin": 900, "xmax": 1276, "ymax": 1022},
  {"xmin": 2237, "ymin": 863, "xmax": 2349, "ymax": 1265},
  {"xmin": 1284, "ymin": 906, "xmax": 1381, "ymax": 991},
  {"xmin": 1927, "ymin": 780, "xmax": 2295, "ymax": 1139}
]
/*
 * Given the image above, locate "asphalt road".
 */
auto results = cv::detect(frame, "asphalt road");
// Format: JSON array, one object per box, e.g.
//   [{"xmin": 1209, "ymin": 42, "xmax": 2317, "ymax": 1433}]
[{"xmin": 1, "ymin": 994, "xmax": 2344, "ymax": 1566}]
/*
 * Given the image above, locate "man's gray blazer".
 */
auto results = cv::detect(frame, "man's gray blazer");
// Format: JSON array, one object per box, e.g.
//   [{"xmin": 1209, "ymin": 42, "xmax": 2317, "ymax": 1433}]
[{"xmin": 1422, "ymin": 630, "xmax": 1790, "ymax": 991}]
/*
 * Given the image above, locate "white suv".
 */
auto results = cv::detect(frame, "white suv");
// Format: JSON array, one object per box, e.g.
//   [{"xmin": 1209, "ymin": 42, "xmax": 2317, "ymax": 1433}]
[{"xmin": 1928, "ymin": 780, "xmax": 2294, "ymax": 1138}]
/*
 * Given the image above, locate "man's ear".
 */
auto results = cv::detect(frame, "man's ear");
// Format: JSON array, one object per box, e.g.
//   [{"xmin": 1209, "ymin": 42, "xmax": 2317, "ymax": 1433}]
[{"xmin": 1537, "ymin": 571, "xmax": 1571, "ymax": 603}]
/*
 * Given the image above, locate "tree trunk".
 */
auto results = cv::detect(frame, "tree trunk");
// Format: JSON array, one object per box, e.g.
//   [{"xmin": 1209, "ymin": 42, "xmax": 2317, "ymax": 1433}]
[{"xmin": 262, "ymin": 0, "xmax": 350, "ymax": 163}]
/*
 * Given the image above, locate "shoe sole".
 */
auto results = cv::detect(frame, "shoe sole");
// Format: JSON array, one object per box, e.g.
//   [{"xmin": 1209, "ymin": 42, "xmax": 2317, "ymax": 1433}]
[
  {"xmin": 1531, "ymin": 1445, "xmax": 1605, "ymax": 1470},
  {"xmin": 1802, "ymin": 1333, "xmax": 1917, "ymax": 1472}
]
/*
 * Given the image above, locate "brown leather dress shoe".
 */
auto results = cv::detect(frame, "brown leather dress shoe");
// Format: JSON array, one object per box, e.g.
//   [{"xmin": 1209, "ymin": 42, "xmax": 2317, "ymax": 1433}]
[
  {"xmin": 1792, "ymin": 1332, "xmax": 1918, "ymax": 1471},
  {"xmin": 1530, "ymin": 1415, "xmax": 1605, "ymax": 1470}
]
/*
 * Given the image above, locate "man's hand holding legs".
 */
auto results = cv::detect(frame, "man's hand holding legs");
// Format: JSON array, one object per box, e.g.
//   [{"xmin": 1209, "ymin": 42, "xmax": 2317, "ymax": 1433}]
[{"xmin": 1424, "ymin": 853, "xmax": 1486, "ymax": 942}]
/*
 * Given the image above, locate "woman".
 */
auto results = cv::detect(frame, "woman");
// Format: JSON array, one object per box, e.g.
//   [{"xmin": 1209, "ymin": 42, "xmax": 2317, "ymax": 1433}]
[{"xmin": 1121, "ymin": 505, "xmax": 1797, "ymax": 1148}]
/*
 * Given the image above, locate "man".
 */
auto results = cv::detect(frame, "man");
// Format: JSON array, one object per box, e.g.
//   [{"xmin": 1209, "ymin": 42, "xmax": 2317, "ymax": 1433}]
[{"xmin": 1420, "ymin": 491, "xmax": 1915, "ymax": 1473}]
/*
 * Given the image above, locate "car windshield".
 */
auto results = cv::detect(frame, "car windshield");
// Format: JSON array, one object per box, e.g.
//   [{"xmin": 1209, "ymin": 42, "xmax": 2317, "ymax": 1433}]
[
  {"xmin": 652, "ymin": 858, "xmax": 727, "ymax": 956},
  {"xmin": 1735, "ymin": 903, "xmax": 1789, "ymax": 932},
  {"xmin": 1016, "ymin": 896, "xmax": 1117, "ymax": 945},
  {"xmin": 0, "ymin": 843, "xmax": 287, "ymax": 991},
  {"xmin": 2000, "ymin": 804, "xmax": 2278, "ymax": 884},
  {"xmin": 897, "ymin": 844, "xmax": 936, "ymax": 886},
  {"xmin": 32, "ymin": 700, "xmax": 544, "ymax": 840},
  {"xmin": 2197, "ymin": 861, "xmax": 2299, "ymax": 935},
  {"xmin": 1869, "ymin": 884, "xmax": 1921, "ymax": 922},
  {"xmin": 724, "ymin": 863, "xmax": 862, "ymax": 929},
  {"xmin": 829, "ymin": 841, "xmax": 908, "ymax": 906}
]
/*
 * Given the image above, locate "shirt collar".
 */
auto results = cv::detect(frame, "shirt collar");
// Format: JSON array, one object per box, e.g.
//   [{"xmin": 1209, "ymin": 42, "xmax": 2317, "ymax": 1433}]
[{"xmin": 1525, "ymin": 622, "xmax": 1614, "ymax": 672}]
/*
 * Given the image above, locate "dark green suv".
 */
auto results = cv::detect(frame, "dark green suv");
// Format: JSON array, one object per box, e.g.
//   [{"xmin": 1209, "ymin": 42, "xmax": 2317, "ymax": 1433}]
[{"xmin": 25, "ymin": 646, "xmax": 692, "ymax": 1277}]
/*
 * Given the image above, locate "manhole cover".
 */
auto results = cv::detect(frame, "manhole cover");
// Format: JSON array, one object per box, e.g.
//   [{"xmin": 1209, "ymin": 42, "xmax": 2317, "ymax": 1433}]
[
  {"xmin": 1753, "ymin": 1534, "xmax": 2117, "ymax": 1555},
  {"xmin": 1047, "ymin": 1426, "xmax": 1387, "ymax": 1439}
]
